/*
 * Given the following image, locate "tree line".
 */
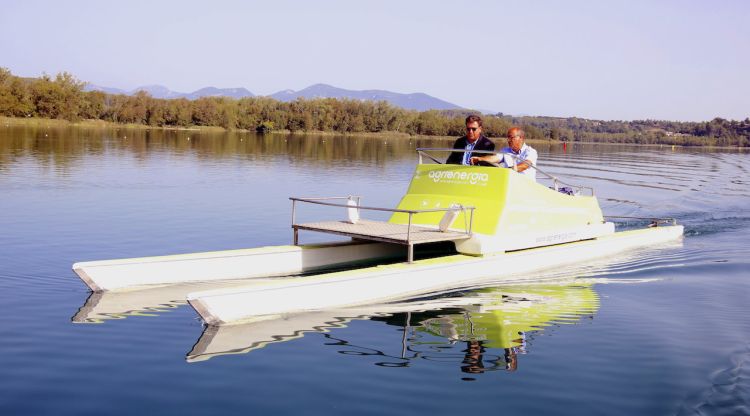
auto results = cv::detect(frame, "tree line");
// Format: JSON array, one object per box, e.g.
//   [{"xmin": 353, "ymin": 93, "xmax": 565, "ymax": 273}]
[
  {"xmin": 506, "ymin": 115, "xmax": 750, "ymax": 147},
  {"xmin": 1, "ymin": 68, "xmax": 747, "ymax": 146}
]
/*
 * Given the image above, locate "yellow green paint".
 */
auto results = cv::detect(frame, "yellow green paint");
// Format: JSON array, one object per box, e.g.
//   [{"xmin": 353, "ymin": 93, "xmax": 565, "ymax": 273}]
[
  {"xmin": 419, "ymin": 283, "xmax": 600, "ymax": 348},
  {"xmin": 389, "ymin": 164, "xmax": 604, "ymax": 235}
]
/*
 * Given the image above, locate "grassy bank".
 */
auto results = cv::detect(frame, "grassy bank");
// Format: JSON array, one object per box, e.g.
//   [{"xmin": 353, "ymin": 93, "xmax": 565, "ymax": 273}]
[
  {"xmin": 0, "ymin": 116, "xmax": 550, "ymax": 141},
  {"xmin": 1, "ymin": 116, "xmax": 412, "ymax": 135},
  {"xmin": 0, "ymin": 116, "xmax": 228, "ymax": 132}
]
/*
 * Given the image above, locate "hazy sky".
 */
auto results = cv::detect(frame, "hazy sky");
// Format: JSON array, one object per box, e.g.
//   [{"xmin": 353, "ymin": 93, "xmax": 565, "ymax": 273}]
[{"xmin": 2, "ymin": 0, "xmax": 748, "ymax": 121}]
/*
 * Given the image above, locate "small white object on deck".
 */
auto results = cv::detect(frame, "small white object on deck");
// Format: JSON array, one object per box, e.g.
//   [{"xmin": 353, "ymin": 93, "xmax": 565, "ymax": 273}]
[
  {"xmin": 439, "ymin": 204, "xmax": 461, "ymax": 232},
  {"xmin": 346, "ymin": 197, "xmax": 360, "ymax": 224}
]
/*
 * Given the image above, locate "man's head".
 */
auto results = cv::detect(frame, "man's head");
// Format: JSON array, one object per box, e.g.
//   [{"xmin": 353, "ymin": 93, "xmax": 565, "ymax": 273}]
[
  {"xmin": 465, "ymin": 115, "xmax": 483, "ymax": 143},
  {"xmin": 507, "ymin": 127, "xmax": 525, "ymax": 153}
]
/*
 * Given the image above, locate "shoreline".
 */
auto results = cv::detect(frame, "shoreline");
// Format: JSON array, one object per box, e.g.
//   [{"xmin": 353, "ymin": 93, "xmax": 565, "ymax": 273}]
[
  {"xmin": 0, "ymin": 116, "xmax": 226, "ymax": 132},
  {"xmin": 1, "ymin": 116, "xmax": 746, "ymax": 150}
]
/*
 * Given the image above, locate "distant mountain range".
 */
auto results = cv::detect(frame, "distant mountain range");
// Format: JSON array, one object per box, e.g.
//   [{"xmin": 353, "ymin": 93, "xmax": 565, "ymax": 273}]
[
  {"xmin": 84, "ymin": 84, "xmax": 255, "ymax": 100},
  {"xmin": 268, "ymin": 84, "xmax": 460, "ymax": 111},
  {"xmin": 84, "ymin": 83, "xmax": 461, "ymax": 111}
]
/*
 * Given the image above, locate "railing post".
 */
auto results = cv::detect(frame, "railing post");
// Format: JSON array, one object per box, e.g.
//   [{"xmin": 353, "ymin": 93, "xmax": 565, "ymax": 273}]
[
  {"xmin": 407, "ymin": 212, "xmax": 413, "ymax": 241},
  {"xmin": 291, "ymin": 199, "xmax": 297, "ymax": 244},
  {"xmin": 291, "ymin": 199, "xmax": 297, "ymax": 225},
  {"xmin": 468, "ymin": 208, "xmax": 475, "ymax": 236},
  {"xmin": 462, "ymin": 206, "xmax": 468, "ymax": 233}
]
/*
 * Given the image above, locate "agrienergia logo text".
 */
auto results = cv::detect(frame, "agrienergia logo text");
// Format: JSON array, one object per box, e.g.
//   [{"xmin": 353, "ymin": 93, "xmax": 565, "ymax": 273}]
[{"xmin": 428, "ymin": 170, "xmax": 489, "ymax": 185}]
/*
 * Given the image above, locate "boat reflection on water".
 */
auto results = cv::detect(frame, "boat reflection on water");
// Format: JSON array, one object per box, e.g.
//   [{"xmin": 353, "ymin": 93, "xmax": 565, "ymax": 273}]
[
  {"xmin": 407, "ymin": 284, "xmax": 599, "ymax": 376},
  {"xmin": 73, "ymin": 289, "xmax": 182, "ymax": 323},
  {"xmin": 71, "ymin": 279, "xmax": 276, "ymax": 323},
  {"xmin": 187, "ymin": 282, "xmax": 600, "ymax": 374},
  {"xmin": 185, "ymin": 295, "xmax": 484, "ymax": 362}
]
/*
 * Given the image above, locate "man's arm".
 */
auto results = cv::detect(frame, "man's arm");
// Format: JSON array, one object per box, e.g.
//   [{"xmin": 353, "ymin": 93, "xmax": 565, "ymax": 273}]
[
  {"xmin": 470, "ymin": 152, "xmax": 531, "ymax": 169},
  {"xmin": 515, "ymin": 148, "xmax": 537, "ymax": 172},
  {"xmin": 515, "ymin": 160, "xmax": 531, "ymax": 172},
  {"xmin": 446, "ymin": 138, "xmax": 464, "ymax": 164},
  {"xmin": 479, "ymin": 136, "xmax": 496, "ymax": 152},
  {"xmin": 469, "ymin": 154, "xmax": 501, "ymax": 165}
]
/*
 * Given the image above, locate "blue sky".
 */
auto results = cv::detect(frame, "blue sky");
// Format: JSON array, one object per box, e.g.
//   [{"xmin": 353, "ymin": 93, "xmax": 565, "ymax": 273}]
[{"xmin": 2, "ymin": 0, "xmax": 748, "ymax": 121}]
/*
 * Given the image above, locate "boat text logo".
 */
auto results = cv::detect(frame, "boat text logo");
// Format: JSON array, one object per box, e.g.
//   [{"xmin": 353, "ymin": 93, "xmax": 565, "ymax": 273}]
[{"xmin": 427, "ymin": 170, "xmax": 489, "ymax": 186}]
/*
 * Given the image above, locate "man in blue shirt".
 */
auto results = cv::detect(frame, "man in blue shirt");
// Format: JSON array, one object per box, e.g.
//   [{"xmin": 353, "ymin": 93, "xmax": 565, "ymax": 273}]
[
  {"xmin": 446, "ymin": 115, "xmax": 496, "ymax": 165},
  {"xmin": 471, "ymin": 127, "xmax": 538, "ymax": 181}
]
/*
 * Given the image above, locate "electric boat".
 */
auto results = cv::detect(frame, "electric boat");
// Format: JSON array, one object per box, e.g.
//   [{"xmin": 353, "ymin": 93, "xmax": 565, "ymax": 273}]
[{"xmin": 72, "ymin": 148, "xmax": 683, "ymax": 325}]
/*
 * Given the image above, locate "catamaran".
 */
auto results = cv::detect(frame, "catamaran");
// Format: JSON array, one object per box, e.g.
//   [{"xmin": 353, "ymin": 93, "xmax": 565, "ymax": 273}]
[{"xmin": 72, "ymin": 148, "xmax": 683, "ymax": 325}]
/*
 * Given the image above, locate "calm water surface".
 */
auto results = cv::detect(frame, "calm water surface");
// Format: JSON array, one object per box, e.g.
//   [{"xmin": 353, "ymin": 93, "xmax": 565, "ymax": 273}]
[{"xmin": 1, "ymin": 125, "xmax": 748, "ymax": 415}]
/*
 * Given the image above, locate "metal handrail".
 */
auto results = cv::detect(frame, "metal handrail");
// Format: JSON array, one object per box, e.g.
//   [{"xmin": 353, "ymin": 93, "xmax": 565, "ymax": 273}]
[
  {"xmin": 290, "ymin": 196, "xmax": 476, "ymax": 247},
  {"xmin": 416, "ymin": 147, "xmax": 595, "ymax": 196},
  {"xmin": 291, "ymin": 196, "xmax": 472, "ymax": 215},
  {"xmin": 417, "ymin": 148, "xmax": 497, "ymax": 164}
]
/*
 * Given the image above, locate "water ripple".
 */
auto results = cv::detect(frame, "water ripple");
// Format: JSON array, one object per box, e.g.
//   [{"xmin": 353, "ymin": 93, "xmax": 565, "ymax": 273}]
[
  {"xmin": 2, "ymin": 133, "xmax": 750, "ymax": 415},
  {"xmin": 678, "ymin": 344, "xmax": 750, "ymax": 416}
]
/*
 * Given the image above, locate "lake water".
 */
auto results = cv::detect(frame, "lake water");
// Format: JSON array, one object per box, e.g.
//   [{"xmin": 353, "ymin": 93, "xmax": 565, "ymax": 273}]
[{"xmin": 1, "ymin": 124, "xmax": 748, "ymax": 415}]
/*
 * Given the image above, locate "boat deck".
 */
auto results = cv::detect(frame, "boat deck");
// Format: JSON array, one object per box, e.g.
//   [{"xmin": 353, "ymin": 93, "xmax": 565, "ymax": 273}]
[{"xmin": 293, "ymin": 219, "xmax": 471, "ymax": 262}]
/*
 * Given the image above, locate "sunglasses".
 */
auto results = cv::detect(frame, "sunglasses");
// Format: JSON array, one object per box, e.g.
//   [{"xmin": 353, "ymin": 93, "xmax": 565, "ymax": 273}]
[{"xmin": 466, "ymin": 127, "xmax": 480, "ymax": 132}]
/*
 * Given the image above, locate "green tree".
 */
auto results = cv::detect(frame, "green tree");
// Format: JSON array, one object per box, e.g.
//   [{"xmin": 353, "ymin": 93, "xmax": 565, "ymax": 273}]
[
  {"xmin": 80, "ymin": 90, "xmax": 106, "ymax": 119},
  {"xmin": 0, "ymin": 68, "xmax": 33, "ymax": 116}
]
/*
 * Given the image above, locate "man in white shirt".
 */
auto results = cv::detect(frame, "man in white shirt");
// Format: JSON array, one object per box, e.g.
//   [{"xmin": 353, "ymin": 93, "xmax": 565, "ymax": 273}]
[{"xmin": 471, "ymin": 127, "xmax": 538, "ymax": 181}]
